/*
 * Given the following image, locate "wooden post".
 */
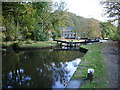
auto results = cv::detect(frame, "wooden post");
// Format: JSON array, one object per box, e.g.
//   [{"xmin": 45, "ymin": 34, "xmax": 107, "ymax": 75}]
[
  {"xmin": 60, "ymin": 42, "xmax": 62, "ymax": 46},
  {"xmin": 70, "ymin": 42, "xmax": 72, "ymax": 47},
  {"xmin": 67, "ymin": 43, "xmax": 69, "ymax": 47},
  {"xmin": 75, "ymin": 44, "xmax": 76, "ymax": 47}
]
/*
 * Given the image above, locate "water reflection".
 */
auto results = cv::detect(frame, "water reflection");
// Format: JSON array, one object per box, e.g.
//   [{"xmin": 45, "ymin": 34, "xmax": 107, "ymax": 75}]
[
  {"xmin": 2, "ymin": 46, "xmax": 84, "ymax": 88},
  {"xmin": 52, "ymin": 58, "xmax": 81, "ymax": 88}
]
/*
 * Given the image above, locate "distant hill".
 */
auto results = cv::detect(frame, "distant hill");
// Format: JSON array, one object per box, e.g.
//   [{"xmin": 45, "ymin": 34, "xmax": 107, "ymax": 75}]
[{"xmin": 66, "ymin": 12, "xmax": 102, "ymax": 38}]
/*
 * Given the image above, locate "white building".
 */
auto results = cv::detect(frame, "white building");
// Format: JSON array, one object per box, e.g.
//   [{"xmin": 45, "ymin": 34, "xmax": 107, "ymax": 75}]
[{"xmin": 61, "ymin": 27, "xmax": 76, "ymax": 39}]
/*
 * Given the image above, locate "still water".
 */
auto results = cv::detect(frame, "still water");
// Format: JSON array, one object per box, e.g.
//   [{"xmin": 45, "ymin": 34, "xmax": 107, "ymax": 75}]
[{"xmin": 2, "ymin": 46, "xmax": 85, "ymax": 88}]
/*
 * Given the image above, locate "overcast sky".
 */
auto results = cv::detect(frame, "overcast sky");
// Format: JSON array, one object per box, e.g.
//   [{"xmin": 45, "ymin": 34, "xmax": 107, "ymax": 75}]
[{"xmin": 53, "ymin": 0, "xmax": 108, "ymax": 22}]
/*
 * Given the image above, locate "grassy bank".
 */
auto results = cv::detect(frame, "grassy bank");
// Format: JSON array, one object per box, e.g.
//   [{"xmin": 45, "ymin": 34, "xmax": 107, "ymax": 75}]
[
  {"xmin": 2, "ymin": 41, "xmax": 57, "ymax": 48},
  {"xmin": 2, "ymin": 39, "xmax": 85, "ymax": 48},
  {"xmin": 18, "ymin": 41, "xmax": 57, "ymax": 48},
  {"xmin": 72, "ymin": 42, "xmax": 107, "ymax": 88}
]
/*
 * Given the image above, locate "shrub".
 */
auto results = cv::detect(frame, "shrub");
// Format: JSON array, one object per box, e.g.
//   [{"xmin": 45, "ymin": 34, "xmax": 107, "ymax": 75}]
[{"xmin": 26, "ymin": 39, "xmax": 33, "ymax": 44}]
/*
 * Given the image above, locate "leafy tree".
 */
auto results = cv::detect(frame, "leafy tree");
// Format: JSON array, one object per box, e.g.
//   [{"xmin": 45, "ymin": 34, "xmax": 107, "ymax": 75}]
[
  {"xmin": 2, "ymin": 2, "xmax": 36, "ymax": 41},
  {"xmin": 101, "ymin": 0, "xmax": 120, "ymax": 40},
  {"xmin": 20, "ymin": 3, "xmax": 36, "ymax": 40},
  {"xmin": 31, "ymin": 2, "xmax": 55, "ymax": 41},
  {"xmin": 31, "ymin": 2, "xmax": 67, "ymax": 40},
  {"xmin": 66, "ymin": 12, "xmax": 102, "ymax": 39},
  {"xmin": 87, "ymin": 18, "xmax": 101, "ymax": 38},
  {"xmin": 2, "ymin": 2, "xmax": 23, "ymax": 41},
  {"xmin": 50, "ymin": 1, "xmax": 68, "ymax": 39},
  {"xmin": 100, "ymin": 22, "xmax": 117, "ymax": 40},
  {"xmin": 2, "ymin": 1, "xmax": 68, "ymax": 42}
]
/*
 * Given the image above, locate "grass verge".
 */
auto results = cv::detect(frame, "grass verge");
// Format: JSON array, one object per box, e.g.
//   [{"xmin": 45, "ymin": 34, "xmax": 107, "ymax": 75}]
[
  {"xmin": 2, "ymin": 41, "xmax": 57, "ymax": 48},
  {"xmin": 72, "ymin": 42, "xmax": 107, "ymax": 88},
  {"xmin": 18, "ymin": 41, "xmax": 57, "ymax": 48}
]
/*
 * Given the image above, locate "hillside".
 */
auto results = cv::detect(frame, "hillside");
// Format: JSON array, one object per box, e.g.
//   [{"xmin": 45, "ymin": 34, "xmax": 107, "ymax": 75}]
[{"xmin": 66, "ymin": 12, "xmax": 102, "ymax": 39}]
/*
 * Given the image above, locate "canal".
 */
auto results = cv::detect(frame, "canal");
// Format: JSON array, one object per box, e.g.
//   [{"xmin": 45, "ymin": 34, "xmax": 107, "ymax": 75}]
[{"xmin": 2, "ymin": 46, "xmax": 85, "ymax": 88}]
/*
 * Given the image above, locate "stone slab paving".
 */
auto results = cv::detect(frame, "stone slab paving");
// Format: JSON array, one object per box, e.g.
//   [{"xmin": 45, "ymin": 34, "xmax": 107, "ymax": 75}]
[{"xmin": 65, "ymin": 79, "xmax": 85, "ymax": 89}]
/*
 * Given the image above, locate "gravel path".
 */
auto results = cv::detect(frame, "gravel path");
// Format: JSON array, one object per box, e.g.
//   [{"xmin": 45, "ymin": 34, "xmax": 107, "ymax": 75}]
[{"xmin": 103, "ymin": 41, "xmax": 120, "ymax": 88}]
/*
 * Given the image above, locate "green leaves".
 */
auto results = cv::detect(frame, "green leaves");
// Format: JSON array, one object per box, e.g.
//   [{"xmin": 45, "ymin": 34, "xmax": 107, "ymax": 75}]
[
  {"xmin": 100, "ymin": 22, "xmax": 117, "ymax": 40},
  {"xmin": 2, "ymin": 1, "xmax": 67, "ymax": 41},
  {"xmin": 101, "ymin": 1, "xmax": 120, "ymax": 40},
  {"xmin": 66, "ymin": 12, "xmax": 102, "ymax": 38},
  {"xmin": 2, "ymin": 2, "xmax": 35, "ymax": 41}
]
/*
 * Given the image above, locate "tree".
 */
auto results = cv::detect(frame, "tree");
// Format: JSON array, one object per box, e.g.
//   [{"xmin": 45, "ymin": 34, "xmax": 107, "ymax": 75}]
[
  {"xmin": 101, "ymin": 1, "xmax": 120, "ymax": 40},
  {"xmin": 32, "ymin": 2, "xmax": 53, "ymax": 41},
  {"xmin": 66, "ymin": 12, "xmax": 102, "ymax": 39},
  {"xmin": 2, "ymin": 2, "xmax": 36, "ymax": 41},
  {"xmin": 50, "ymin": 1, "xmax": 68, "ymax": 39},
  {"xmin": 2, "ymin": 2, "xmax": 23, "ymax": 41},
  {"xmin": 32, "ymin": 1, "xmax": 67, "ymax": 40},
  {"xmin": 101, "ymin": 1, "xmax": 120, "ymax": 22},
  {"xmin": 2, "ymin": 1, "xmax": 68, "ymax": 42},
  {"xmin": 20, "ymin": 3, "xmax": 36, "ymax": 40},
  {"xmin": 87, "ymin": 19, "xmax": 101, "ymax": 38},
  {"xmin": 100, "ymin": 22, "xmax": 117, "ymax": 40}
]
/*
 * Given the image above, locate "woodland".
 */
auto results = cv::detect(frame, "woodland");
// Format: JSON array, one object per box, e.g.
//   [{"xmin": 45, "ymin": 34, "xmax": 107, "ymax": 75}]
[{"xmin": 1, "ymin": 1, "xmax": 119, "ymax": 43}]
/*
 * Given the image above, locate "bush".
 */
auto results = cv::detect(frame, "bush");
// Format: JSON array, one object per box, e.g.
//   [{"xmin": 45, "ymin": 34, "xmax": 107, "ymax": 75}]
[
  {"xmin": 18, "ymin": 41, "xmax": 25, "ymax": 45},
  {"xmin": 11, "ymin": 42, "xmax": 18, "ymax": 49},
  {"xmin": 26, "ymin": 39, "xmax": 33, "ymax": 44}
]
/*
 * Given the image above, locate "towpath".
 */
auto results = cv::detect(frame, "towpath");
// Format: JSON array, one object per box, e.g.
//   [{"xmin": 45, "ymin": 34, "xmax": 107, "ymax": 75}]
[{"xmin": 103, "ymin": 41, "xmax": 119, "ymax": 88}]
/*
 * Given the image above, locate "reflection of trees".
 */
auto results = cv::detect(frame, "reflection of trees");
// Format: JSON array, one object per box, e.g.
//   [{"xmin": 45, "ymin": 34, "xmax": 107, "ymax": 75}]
[
  {"xmin": 2, "ymin": 49, "xmax": 84, "ymax": 88},
  {"xmin": 18, "ymin": 50, "xmax": 70, "ymax": 88},
  {"xmin": 51, "ymin": 62, "xmax": 69, "ymax": 87},
  {"xmin": 2, "ymin": 51, "xmax": 26, "ymax": 88}
]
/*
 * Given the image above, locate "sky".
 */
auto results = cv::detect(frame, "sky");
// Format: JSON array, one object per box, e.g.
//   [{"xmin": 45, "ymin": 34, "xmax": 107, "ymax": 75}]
[{"xmin": 53, "ymin": 0, "xmax": 108, "ymax": 22}]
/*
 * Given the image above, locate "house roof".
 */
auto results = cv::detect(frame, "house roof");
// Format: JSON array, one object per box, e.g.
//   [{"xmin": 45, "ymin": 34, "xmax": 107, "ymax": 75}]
[{"xmin": 60, "ymin": 26, "xmax": 73, "ymax": 31}]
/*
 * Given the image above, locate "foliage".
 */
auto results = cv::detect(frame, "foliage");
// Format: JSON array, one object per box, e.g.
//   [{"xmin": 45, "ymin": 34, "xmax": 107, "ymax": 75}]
[
  {"xmin": 50, "ymin": 2, "xmax": 68, "ymax": 39},
  {"xmin": 66, "ymin": 12, "xmax": 102, "ymax": 38},
  {"xmin": 87, "ymin": 19, "xmax": 101, "ymax": 38},
  {"xmin": 32, "ymin": 2, "xmax": 53, "ymax": 41},
  {"xmin": 26, "ymin": 39, "xmax": 33, "ymax": 44},
  {"xmin": 66, "ymin": 12, "xmax": 118, "ymax": 40},
  {"xmin": 100, "ymin": 22, "xmax": 118, "ymax": 40},
  {"xmin": 2, "ymin": 1, "xmax": 67, "ymax": 42},
  {"xmin": 100, "ymin": 1, "xmax": 120, "ymax": 40},
  {"xmin": 2, "ymin": 2, "xmax": 36, "ymax": 41},
  {"xmin": 2, "ymin": 1, "xmax": 119, "ymax": 42}
]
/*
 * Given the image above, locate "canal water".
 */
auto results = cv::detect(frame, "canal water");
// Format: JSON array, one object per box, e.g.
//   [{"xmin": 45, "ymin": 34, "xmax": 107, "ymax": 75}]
[{"xmin": 2, "ymin": 46, "xmax": 85, "ymax": 88}]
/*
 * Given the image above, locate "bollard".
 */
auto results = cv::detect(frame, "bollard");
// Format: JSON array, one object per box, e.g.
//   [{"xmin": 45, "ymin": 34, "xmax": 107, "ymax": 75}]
[{"xmin": 87, "ymin": 68, "xmax": 94, "ymax": 82}]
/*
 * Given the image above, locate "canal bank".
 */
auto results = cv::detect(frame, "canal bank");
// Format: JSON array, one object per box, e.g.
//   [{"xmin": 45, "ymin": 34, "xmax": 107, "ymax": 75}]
[
  {"xmin": 71, "ymin": 42, "xmax": 108, "ymax": 88},
  {"xmin": 103, "ymin": 41, "xmax": 119, "ymax": 88},
  {"xmin": 2, "ymin": 41, "xmax": 57, "ymax": 49}
]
